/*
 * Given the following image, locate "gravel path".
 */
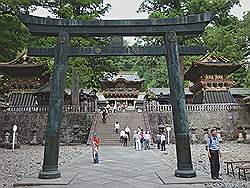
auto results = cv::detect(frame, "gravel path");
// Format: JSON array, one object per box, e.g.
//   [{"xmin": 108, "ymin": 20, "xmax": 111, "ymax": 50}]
[
  {"xmin": 0, "ymin": 142, "xmax": 249, "ymax": 187},
  {"xmin": 0, "ymin": 145, "xmax": 91, "ymax": 187},
  {"xmin": 154, "ymin": 142, "xmax": 250, "ymax": 188}
]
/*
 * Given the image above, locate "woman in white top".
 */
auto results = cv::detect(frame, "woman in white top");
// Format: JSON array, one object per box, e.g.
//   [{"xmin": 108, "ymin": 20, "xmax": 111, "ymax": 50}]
[{"xmin": 115, "ymin": 122, "xmax": 120, "ymax": 134}]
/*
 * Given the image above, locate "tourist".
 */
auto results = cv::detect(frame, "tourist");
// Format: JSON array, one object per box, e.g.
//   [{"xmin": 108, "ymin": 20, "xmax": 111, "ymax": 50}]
[
  {"xmin": 207, "ymin": 128, "xmax": 222, "ymax": 180},
  {"xmin": 139, "ymin": 129, "xmax": 144, "ymax": 149},
  {"xmin": 114, "ymin": 121, "xmax": 120, "ymax": 134},
  {"xmin": 133, "ymin": 131, "xmax": 141, "ymax": 151},
  {"xmin": 156, "ymin": 132, "xmax": 161, "ymax": 150},
  {"xmin": 106, "ymin": 103, "xmax": 111, "ymax": 113},
  {"xmin": 120, "ymin": 129, "xmax": 125, "ymax": 143},
  {"xmin": 161, "ymin": 133, "xmax": 166, "ymax": 151},
  {"xmin": 91, "ymin": 134, "xmax": 100, "ymax": 164},
  {"xmin": 144, "ymin": 131, "xmax": 151, "ymax": 150},
  {"xmin": 123, "ymin": 133, "xmax": 128, "ymax": 147},
  {"xmin": 113, "ymin": 103, "xmax": 117, "ymax": 113},
  {"xmin": 125, "ymin": 126, "xmax": 131, "ymax": 141},
  {"xmin": 102, "ymin": 108, "xmax": 108, "ymax": 123}
]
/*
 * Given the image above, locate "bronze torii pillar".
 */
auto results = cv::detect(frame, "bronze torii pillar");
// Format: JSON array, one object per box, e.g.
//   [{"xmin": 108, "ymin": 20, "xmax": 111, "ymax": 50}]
[
  {"xmin": 164, "ymin": 31, "xmax": 196, "ymax": 177},
  {"xmin": 38, "ymin": 31, "xmax": 70, "ymax": 179}
]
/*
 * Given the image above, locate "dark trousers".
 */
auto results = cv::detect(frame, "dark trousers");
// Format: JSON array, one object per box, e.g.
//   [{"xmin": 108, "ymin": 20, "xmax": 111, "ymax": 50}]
[
  {"xmin": 157, "ymin": 140, "xmax": 161, "ymax": 149},
  {"xmin": 125, "ymin": 132, "xmax": 130, "ymax": 140},
  {"xmin": 161, "ymin": 140, "xmax": 166, "ymax": 151},
  {"xmin": 209, "ymin": 150, "xmax": 220, "ymax": 178},
  {"xmin": 123, "ymin": 138, "xmax": 128, "ymax": 146},
  {"xmin": 115, "ymin": 128, "xmax": 118, "ymax": 134}
]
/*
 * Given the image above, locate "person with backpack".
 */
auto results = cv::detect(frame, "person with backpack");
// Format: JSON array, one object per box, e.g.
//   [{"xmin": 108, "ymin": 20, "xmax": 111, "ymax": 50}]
[{"xmin": 207, "ymin": 128, "xmax": 222, "ymax": 180}]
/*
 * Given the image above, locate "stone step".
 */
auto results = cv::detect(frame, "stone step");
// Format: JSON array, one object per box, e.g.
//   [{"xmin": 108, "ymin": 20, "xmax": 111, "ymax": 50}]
[{"xmin": 91, "ymin": 112, "xmax": 146, "ymax": 146}]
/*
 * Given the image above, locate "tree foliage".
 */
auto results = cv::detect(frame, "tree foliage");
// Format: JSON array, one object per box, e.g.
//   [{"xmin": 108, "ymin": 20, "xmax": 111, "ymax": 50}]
[{"xmin": 136, "ymin": 0, "xmax": 249, "ymax": 88}]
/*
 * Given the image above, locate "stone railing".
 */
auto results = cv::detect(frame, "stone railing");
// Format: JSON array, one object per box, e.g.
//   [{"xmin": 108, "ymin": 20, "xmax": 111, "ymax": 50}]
[
  {"xmin": 144, "ymin": 102, "xmax": 247, "ymax": 112},
  {"xmin": 8, "ymin": 104, "xmax": 96, "ymax": 113}
]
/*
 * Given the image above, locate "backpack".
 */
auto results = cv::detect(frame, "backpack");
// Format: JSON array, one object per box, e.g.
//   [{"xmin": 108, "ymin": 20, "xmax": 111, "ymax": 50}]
[{"xmin": 205, "ymin": 137, "xmax": 212, "ymax": 151}]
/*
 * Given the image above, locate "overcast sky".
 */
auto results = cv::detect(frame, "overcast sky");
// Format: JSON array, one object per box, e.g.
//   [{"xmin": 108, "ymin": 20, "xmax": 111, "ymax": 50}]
[
  {"xmin": 32, "ymin": 0, "xmax": 249, "ymax": 43},
  {"xmin": 32, "ymin": 0, "xmax": 249, "ymax": 19}
]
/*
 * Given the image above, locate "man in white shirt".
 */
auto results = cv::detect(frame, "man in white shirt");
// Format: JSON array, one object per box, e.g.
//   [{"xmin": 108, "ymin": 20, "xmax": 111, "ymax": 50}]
[
  {"xmin": 114, "ymin": 122, "xmax": 120, "ymax": 134},
  {"xmin": 144, "ymin": 131, "xmax": 151, "ymax": 150},
  {"xmin": 161, "ymin": 133, "xmax": 166, "ymax": 151},
  {"xmin": 125, "ymin": 126, "xmax": 131, "ymax": 141},
  {"xmin": 120, "ymin": 129, "xmax": 125, "ymax": 143},
  {"xmin": 133, "ymin": 131, "xmax": 141, "ymax": 151}
]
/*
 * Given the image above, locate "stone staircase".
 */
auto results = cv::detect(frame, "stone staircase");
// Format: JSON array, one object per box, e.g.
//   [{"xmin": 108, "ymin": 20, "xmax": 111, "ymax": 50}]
[{"xmin": 90, "ymin": 112, "xmax": 146, "ymax": 145}]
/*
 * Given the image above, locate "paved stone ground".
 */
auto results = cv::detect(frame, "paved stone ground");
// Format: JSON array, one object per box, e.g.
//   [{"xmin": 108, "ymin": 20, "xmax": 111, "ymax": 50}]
[{"xmin": 1, "ymin": 143, "xmax": 249, "ymax": 188}]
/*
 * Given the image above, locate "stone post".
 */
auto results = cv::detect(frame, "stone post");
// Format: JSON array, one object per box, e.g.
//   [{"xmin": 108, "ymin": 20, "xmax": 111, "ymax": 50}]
[
  {"xmin": 30, "ymin": 130, "xmax": 38, "ymax": 145},
  {"xmin": 237, "ymin": 127, "xmax": 244, "ymax": 143},
  {"xmin": 4, "ymin": 131, "xmax": 10, "ymax": 144},
  {"xmin": 190, "ymin": 127, "xmax": 198, "ymax": 144},
  {"xmin": 164, "ymin": 31, "xmax": 196, "ymax": 178},
  {"xmin": 38, "ymin": 31, "xmax": 70, "ymax": 179}
]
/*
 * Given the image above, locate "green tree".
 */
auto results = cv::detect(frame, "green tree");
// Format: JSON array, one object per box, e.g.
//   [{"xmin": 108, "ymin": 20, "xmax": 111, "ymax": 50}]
[{"xmin": 136, "ymin": 0, "xmax": 248, "ymax": 88}]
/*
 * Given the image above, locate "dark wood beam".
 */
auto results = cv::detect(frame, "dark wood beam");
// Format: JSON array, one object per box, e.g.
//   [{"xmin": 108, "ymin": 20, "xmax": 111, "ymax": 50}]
[
  {"xmin": 20, "ymin": 12, "xmax": 213, "ymax": 37},
  {"xmin": 27, "ymin": 45, "xmax": 207, "ymax": 57}
]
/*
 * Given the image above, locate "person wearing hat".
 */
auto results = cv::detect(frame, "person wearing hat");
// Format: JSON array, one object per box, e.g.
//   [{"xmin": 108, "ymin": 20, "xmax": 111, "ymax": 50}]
[{"xmin": 207, "ymin": 128, "xmax": 222, "ymax": 180}]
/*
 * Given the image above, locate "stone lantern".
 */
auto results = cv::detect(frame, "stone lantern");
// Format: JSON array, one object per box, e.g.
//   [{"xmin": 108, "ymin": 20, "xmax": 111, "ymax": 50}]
[
  {"xmin": 69, "ymin": 125, "xmax": 81, "ymax": 145},
  {"xmin": 190, "ymin": 127, "xmax": 198, "ymax": 144},
  {"xmin": 237, "ymin": 126, "xmax": 244, "ymax": 143}
]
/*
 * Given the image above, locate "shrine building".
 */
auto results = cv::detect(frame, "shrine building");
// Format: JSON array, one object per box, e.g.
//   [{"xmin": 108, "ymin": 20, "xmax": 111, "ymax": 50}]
[
  {"xmin": 100, "ymin": 72, "xmax": 144, "ymax": 110},
  {"xmin": 184, "ymin": 55, "xmax": 244, "ymax": 104}
]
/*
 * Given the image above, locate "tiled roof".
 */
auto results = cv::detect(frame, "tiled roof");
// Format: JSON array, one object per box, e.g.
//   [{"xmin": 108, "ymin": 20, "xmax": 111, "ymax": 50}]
[
  {"xmin": 149, "ymin": 88, "xmax": 192, "ymax": 95},
  {"xmin": 104, "ymin": 72, "xmax": 143, "ymax": 82},
  {"xmin": 9, "ymin": 92, "xmax": 37, "ymax": 106},
  {"xmin": 193, "ymin": 91, "xmax": 236, "ymax": 104}
]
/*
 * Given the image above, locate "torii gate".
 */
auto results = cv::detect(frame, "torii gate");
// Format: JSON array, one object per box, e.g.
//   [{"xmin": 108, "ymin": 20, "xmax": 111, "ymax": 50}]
[{"xmin": 19, "ymin": 12, "xmax": 213, "ymax": 179}]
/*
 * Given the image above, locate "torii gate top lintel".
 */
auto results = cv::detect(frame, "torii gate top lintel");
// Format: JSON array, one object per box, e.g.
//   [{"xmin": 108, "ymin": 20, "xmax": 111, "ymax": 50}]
[{"xmin": 19, "ymin": 12, "xmax": 213, "ymax": 37}]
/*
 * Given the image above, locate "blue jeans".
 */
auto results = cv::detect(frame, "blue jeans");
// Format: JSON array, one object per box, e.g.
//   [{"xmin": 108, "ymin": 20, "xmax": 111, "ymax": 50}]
[{"xmin": 94, "ymin": 153, "xmax": 99, "ymax": 164}]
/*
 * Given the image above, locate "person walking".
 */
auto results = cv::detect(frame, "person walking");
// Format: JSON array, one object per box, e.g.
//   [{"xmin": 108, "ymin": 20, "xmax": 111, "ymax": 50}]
[
  {"xmin": 139, "ymin": 129, "xmax": 144, "ymax": 149},
  {"xmin": 144, "ymin": 131, "xmax": 151, "ymax": 150},
  {"xmin": 133, "ymin": 131, "xmax": 141, "ymax": 151},
  {"xmin": 102, "ymin": 108, "xmax": 108, "ymax": 123},
  {"xmin": 120, "ymin": 129, "xmax": 125, "ymax": 143},
  {"xmin": 156, "ymin": 132, "xmax": 161, "ymax": 150},
  {"xmin": 161, "ymin": 133, "xmax": 166, "ymax": 151},
  {"xmin": 133, "ymin": 130, "xmax": 137, "ymax": 149},
  {"xmin": 114, "ymin": 121, "xmax": 120, "ymax": 134},
  {"xmin": 91, "ymin": 134, "xmax": 100, "ymax": 164},
  {"xmin": 123, "ymin": 133, "xmax": 128, "ymax": 147},
  {"xmin": 125, "ymin": 126, "xmax": 131, "ymax": 141},
  {"xmin": 207, "ymin": 128, "xmax": 222, "ymax": 180}
]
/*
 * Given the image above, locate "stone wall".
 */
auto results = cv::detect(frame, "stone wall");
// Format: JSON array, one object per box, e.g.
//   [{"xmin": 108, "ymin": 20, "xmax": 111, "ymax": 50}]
[
  {"xmin": 0, "ymin": 112, "xmax": 96, "ymax": 144},
  {"xmin": 144, "ymin": 107, "xmax": 250, "ymax": 143}
]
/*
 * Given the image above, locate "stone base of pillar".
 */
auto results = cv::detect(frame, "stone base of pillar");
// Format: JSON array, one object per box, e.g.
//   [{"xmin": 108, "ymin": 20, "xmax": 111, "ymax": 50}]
[
  {"xmin": 175, "ymin": 169, "xmax": 197, "ymax": 178},
  {"xmin": 38, "ymin": 170, "xmax": 61, "ymax": 179}
]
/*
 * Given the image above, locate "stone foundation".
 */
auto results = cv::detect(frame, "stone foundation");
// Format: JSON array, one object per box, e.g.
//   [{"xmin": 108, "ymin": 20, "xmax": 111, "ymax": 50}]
[{"xmin": 0, "ymin": 112, "xmax": 96, "ymax": 145}]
